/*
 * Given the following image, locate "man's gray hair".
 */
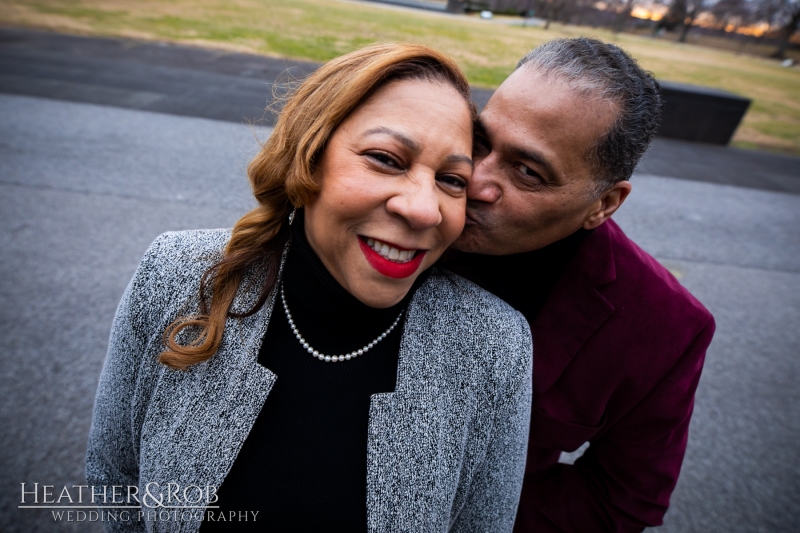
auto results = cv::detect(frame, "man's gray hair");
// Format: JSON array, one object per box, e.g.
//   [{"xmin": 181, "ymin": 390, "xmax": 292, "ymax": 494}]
[{"xmin": 518, "ymin": 38, "xmax": 663, "ymax": 193}]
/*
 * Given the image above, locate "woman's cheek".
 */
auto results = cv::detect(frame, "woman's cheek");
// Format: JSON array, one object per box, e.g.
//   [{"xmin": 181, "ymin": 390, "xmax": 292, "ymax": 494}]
[{"xmin": 440, "ymin": 196, "xmax": 468, "ymax": 246}]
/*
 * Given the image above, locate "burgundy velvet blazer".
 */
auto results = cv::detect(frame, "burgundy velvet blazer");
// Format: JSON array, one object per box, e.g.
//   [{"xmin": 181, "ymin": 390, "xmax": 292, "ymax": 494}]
[{"xmin": 513, "ymin": 219, "xmax": 715, "ymax": 533}]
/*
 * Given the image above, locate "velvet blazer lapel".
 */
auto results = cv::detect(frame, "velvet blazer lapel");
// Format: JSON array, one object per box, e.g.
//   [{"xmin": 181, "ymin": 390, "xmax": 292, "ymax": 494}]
[{"xmin": 530, "ymin": 221, "xmax": 618, "ymax": 395}]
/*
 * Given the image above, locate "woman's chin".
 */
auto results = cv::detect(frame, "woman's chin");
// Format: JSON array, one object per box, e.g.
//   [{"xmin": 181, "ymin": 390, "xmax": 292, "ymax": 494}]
[{"xmin": 347, "ymin": 276, "xmax": 416, "ymax": 309}]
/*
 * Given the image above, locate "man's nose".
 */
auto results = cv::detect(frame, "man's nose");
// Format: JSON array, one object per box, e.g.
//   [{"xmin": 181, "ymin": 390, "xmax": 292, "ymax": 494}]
[
  {"xmin": 467, "ymin": 154, "xmax": 502, "ymax": 204},
  {"xmin": 386, "ymin": 173, "xmax": 442, "ymax": 231}
]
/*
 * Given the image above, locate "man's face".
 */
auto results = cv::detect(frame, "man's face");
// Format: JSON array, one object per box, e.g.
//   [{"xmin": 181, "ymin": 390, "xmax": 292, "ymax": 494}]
[{"xmin": 453, "ymin": 66, "xmax": 619, "ymax": 255}]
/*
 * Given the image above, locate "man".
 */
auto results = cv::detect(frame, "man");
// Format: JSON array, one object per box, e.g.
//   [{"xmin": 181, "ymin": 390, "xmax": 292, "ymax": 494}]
[{"xmin": 450, "ymin": 38, "xmax": 715, "ymax": 532}]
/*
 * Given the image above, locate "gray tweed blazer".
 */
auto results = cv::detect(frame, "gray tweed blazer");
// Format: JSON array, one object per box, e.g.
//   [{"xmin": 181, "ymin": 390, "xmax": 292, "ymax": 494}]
[{"xmin": 86, "ymin": 229, "xmax": 532, "ymax": 533}]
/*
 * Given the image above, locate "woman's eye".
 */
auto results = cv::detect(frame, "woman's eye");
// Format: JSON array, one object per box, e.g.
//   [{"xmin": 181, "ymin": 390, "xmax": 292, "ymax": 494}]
[
  {"xmin": 437, "ymin": 174, "xmax": 467, "ymax": 189},
  {"xmin": 367, "ymin": 152, "xmax": 402, "ymax": 169}
]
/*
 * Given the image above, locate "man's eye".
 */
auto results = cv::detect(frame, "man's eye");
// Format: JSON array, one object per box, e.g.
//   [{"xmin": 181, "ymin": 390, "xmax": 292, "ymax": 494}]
[
  {"xmin": 367, "ymin": 152, "xmax": 402, "ymax": 169},
  {"xmin": 514, "ymin": 163, "xmax": 540, "ymax": 180}
]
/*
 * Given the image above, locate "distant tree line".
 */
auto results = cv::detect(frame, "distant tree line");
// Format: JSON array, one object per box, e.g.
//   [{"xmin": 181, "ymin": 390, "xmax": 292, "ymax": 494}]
[{"xmin": 446, "ymin": 0, "xmax": 800, "ymax": 58}]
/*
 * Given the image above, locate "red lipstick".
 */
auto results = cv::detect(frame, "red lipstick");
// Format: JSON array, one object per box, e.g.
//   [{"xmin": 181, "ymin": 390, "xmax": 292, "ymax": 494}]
[{"xmin": 358, "ymin": 237, "xmax": 427, "ymax": 279}]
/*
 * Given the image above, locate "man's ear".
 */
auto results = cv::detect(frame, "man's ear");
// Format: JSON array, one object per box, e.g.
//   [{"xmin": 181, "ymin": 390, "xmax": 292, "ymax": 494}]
[{"xmin": 582, "ymin": 180, "xmax": 632, "ymax": 230}]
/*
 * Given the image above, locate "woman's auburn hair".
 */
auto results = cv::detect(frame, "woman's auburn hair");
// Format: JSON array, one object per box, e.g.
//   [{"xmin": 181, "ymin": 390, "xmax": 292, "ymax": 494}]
[{"xmin": 159, "ymin": 42, "xmax": 476, "ymax": 370}]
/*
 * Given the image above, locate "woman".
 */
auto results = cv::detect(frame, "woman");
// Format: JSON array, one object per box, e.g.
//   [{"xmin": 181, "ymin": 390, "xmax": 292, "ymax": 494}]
[{"xmin": 86, "ymin": 43, "xmax": 532, "ymax": 533}]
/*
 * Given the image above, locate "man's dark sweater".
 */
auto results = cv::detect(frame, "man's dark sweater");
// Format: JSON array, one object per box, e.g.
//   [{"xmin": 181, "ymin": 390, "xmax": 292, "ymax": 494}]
[{"xmin": 447, "ymin": 228, "xmax": 591, "ymax": 321}]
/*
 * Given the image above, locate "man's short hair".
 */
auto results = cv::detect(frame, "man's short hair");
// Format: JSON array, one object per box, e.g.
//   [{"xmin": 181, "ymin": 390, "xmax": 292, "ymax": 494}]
[{"xmin": 518, "ymin": 37, "xmax": 663, "ymax": 193}]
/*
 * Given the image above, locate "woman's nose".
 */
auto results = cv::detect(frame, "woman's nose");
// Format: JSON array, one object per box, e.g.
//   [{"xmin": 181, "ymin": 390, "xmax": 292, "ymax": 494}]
[
  {"xmin": 467, "ymin": 154, "xmax": 502, "ymax": 204},
  {"xmin": 386, "ymin": 174, "xmax": 442, "ymax": 230}
]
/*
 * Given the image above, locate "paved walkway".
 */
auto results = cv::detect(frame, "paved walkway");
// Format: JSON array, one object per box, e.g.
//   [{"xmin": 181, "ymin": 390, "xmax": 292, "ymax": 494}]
[{"xmin": 1, "ymin": 27, "xmax": 798, "ymax": 533}]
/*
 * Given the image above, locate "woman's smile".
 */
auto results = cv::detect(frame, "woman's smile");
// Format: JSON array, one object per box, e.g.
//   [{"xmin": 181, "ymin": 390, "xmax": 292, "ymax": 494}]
[
  {"xmin": 359, "ymin": 236, "xmax": 428, "ymax": 279},
  {"xmin": 362, "ymin": 236, "xmax": 423, "ymax": 263}
]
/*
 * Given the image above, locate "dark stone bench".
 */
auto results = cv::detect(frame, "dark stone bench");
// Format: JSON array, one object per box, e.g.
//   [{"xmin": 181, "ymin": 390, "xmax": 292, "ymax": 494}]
[{"xmin": 657, "ymin": 81, "xmax": 751, "ymax": 145}]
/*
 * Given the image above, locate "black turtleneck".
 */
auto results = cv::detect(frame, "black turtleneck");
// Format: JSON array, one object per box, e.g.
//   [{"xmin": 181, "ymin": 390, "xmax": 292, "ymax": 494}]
[
  {"xmin": 446, "ymin": 228, "xmax": 592, "ymax": 322},
  {"xmin": 202, "ymin": 211, "xmax": 426, "ymax": 532}
]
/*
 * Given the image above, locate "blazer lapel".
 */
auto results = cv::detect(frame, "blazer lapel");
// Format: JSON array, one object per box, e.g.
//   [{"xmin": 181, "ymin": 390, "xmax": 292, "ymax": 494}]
[
  {"xmin": 366, "ymin": 280, "xmax": 472, "ymax": 532},
  {"xmin": 138, "ymin": 254, "xmax": 283, "ymax": 514},
  {"xmin": 531, "ymin": 221, "xmax": 618, "ymax": 395}
]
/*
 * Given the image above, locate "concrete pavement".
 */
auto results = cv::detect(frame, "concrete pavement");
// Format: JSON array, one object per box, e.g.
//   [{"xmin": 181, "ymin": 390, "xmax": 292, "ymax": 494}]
[{"xmin": 1, "ymin": 27, "xmax": 799, "ymax": 533}]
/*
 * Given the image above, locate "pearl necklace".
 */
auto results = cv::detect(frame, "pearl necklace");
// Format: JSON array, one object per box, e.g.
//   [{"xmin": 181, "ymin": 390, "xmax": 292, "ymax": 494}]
[{"xmin": 280, "ymin": 283, "xmax": 404, "ymax": 363}]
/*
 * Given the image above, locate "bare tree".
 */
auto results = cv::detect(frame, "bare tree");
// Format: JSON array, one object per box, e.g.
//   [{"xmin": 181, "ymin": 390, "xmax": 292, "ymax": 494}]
[
  {"xmin": 754, "ymin": 0, "xmax": 784, "ymax": 25},
  {"xmin": 771, "ymin": 0, "xmax": 800, "ymax": 57},
  {"xmin": 530, "ymin": 0, "xmax": 562, "ymax": 29},
  {"xmin": 569, "ymin": 0, "xmax": 593, "ymax": 25},
  {"xmin": 749, "ymin": 0, "xmax": 799, "ymax": 57},
  {"xmin": 551, "ymin": 0, "xmax": 592, "ymax": 25},
  {"xmin": 657, "ymin": 0, "xmax": 688, "ymax": 32},
  {"xmin": 678, "ymin": 0, "xmax": 708, "ymax": 42},
  {"xmin": 612, "ymin": 0, "xmax": 637, "ymax": 33},
  {"xmin": 710, "ymin": 0, "xmax": 752, "ymax": 32}
]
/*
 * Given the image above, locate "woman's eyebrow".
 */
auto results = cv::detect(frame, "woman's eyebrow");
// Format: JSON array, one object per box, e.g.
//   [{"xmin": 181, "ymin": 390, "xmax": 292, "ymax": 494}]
[
  {"xmin": 363, "ymin": 127, "xmax": 471, "ymax": 168},
  {"xmin": 446, "ymin": 154, "xmax": 474, "ymax": 168},
  {"xmin": 363, "ymin": 127, "xmax": 418, "ymax": 151}
]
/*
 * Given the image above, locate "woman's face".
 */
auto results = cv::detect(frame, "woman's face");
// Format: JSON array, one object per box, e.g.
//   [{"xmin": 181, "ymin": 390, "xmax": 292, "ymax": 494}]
[{"xmin": 304, "ymin": 78, "xmax": 473, "ymax": 308}]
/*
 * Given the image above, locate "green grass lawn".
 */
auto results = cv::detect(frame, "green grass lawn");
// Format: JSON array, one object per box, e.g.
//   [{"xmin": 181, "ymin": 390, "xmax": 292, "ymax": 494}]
[{"xmin": 3, "ymin": 0, "xmax": 799, "ymax": 153}]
